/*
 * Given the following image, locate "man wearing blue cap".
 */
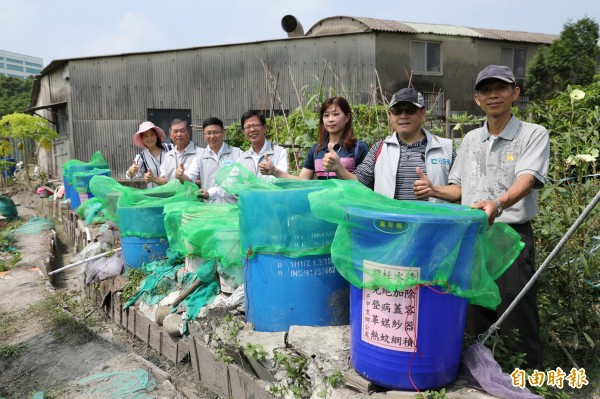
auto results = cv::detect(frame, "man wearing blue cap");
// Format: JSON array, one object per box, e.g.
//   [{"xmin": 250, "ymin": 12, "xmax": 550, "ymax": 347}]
[{"xmin": 414, "ymin": 65, "xmax": 550, "ymax": 368}]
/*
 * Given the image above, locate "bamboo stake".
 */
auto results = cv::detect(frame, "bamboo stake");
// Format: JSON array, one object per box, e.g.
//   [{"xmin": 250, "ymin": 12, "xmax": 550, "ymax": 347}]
[{"xmin": 288, "ymin": 65, "xmax": 305, "ymax": 118}]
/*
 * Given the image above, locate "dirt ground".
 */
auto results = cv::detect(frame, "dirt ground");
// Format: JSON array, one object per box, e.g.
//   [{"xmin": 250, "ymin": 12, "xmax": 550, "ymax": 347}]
[{"xmin": 0, "ymin": 185, "xmax": 217, "ymax": 399}]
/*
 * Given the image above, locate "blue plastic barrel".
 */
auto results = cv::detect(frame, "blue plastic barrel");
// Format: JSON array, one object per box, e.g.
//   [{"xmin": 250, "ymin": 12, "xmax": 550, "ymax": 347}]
[
  {"xmin": 120, "ymin": 236, "xmax": 169, "ymax": 269},
  {"xmin": 346, "ymin": 205, "xmax": 485, "ymax": 390},
  {"xmin": 1, "ymin": 157, "xmax": 16, "ymax": 177},
  {"xmin": 72, "ymin": 168, "xmax": 111, "ymax": 208},
  {"xmin": 240, "ymin": 183, "xmax": 349, "ymax": 332},
  {"xmin": 65, "ymin": 163, "xmax": 109, "ymax": 210},
  {"xmin": 118, "ymin": 204, "xmax": 169, "ymax": 269},
  {"xmin": 117, "ymin": 205, "xmax": 167, "ymax": 237},
  {"xmin": 245, "ymin": 253, "xmax": 349, "ymax": 332}
]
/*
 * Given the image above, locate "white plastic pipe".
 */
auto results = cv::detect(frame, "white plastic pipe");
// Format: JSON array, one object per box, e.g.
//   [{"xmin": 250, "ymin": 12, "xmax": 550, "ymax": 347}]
[{"xmin": 48, "ymin": 247, "xmax": 121, "ymax": 275}]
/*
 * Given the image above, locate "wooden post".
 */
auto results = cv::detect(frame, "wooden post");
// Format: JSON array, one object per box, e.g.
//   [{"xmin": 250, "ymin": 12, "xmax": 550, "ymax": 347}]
[{"xmin": 445, "ymin": 99, "xmax": 451, "ymax": 139}]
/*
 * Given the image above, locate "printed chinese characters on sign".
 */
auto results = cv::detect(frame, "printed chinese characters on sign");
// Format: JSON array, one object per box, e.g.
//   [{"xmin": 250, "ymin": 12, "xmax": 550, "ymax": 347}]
[{"xmin": 361, "ymin": 260, "xmax": 420, "ymax": 352}]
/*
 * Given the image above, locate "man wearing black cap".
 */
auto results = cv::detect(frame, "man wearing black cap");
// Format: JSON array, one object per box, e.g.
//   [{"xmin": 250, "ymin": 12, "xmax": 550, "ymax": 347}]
[
  {"xmin": 414, "ymin": 65, "xmax": 550, "ymax": 368},
  {"xmin": 323, "ymin": 88, "xmax": 455, "ymax": 201}
]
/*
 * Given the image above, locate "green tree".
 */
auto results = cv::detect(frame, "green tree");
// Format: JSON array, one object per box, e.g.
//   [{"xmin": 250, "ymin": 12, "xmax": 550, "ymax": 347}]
[
  {"xmin": 0, "ymin": 113, "xmax": 58, "ymax": 186},
  {"xmin": 0, "ymin": 75, "xmax": 34, "ymax": 117},
  {"xmin": 525, "ymin": 17, "xmax": 599, "ymax": 100}
]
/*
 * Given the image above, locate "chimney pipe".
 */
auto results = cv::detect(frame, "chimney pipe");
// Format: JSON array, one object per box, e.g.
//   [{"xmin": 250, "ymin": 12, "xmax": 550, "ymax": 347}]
[{"xmin": 281, "ymin": 15, "xmax": 304, "ymax": 38}]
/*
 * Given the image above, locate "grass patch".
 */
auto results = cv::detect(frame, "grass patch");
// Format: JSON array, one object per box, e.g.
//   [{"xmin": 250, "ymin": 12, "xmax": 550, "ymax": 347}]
[
  {"xmin": 29, "ymin": 293, "xmax": 95, "ymax": 344},
  {"xmin": 0, "ymin": 310, "xmax": 17, "ymax": 338},
  {"xmin": 0, "ymin": 343, "xmax": 25, "ymax": 360}
]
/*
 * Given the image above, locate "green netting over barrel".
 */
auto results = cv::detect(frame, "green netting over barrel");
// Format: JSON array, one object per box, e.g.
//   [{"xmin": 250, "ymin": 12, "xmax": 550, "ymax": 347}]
[
  {"xmin": 216, "ymin": 163, "xmax": 336, "ymax": 258},
  {"xmin": 62, "ymin": 151, "xmax": 109, "ymax": 184},
  {"xmin": 164, "ymin": 202, "xmax": 240, "ymax": 264},
  {"xmin": 73, "ymin": 168, "xmax": 112, "ymax": 193},
  {"xmin": 307, "ymin": 179, "xmax": 524, "ymax": 310},
  {"xmin": 164, "ymin": 201, "xmax": 243, "ymax": 290},
  {"xmin": 88, "ymin": 175, "xmax": 136, "ymax": 222},
  {"xmin": 115, "ymin": 179, "xmax": 199, "ymax": 238}
]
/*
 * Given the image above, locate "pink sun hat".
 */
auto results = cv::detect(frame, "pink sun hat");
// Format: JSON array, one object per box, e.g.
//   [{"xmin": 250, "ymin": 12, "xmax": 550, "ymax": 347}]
[{"xmin": 133, "ymin": 121, "xmax": 167, "ymax": 148}]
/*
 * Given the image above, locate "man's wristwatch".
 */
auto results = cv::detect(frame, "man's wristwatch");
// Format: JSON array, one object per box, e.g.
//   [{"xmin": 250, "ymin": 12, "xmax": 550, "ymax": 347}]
[{"xmin": 494, "ymin": 200, "xmax": 503, "ymax": 217}]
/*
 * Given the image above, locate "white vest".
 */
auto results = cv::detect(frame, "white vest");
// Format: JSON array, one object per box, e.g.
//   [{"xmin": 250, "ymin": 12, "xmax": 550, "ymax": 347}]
[{"xmin": 373, "ymin": 129, "xmax": 454, "ymax": 202}]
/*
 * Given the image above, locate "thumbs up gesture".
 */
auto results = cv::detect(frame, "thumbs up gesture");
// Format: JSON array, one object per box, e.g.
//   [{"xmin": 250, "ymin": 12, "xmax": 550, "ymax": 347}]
[
  {"xmin": 175, "ymin": 163, "xmax": 185, "ymax": 180},
  {"xmin": 144, "ymin": 169, "xmax": 154, "ymax": 184},
  {"xmin": 128, "ymin": 159, "xmax": 139, "ymax": 178},
  {"xmin": 322, "ymin": 142, "xmax": 340, "ymax": 172},
  {"xmin": 258, "ymin": 154, "xmax": 274, "ymax": 175},
  {"xmin": 413, "ymin": 167, "xmax": 432, "ymax": 199}
]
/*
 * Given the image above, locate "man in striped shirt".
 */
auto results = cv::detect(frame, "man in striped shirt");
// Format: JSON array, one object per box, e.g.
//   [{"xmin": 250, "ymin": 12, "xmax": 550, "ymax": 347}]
[{"xmin": 323, "ymin": 88, "xmax": 455, "ymax": 201}]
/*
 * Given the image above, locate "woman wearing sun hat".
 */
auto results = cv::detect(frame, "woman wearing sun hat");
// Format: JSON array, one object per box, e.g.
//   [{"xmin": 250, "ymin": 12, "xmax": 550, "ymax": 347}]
[{"xmin": 126, "ymin": 121, "xmax": 173, "ymax": 188}]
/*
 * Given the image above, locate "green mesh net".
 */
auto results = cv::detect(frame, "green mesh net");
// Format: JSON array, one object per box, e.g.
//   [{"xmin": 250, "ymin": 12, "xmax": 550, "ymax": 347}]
[
  {"xmin": 88, "ymin": 175, "xmax": 200, "ymax": 237},
  {"xmin": 0, "ymin": 196, "xmax": 18, "ymax": 220},
  {"xmin": 62, "ymin": 151, "xmax": 109, "ymax": 185},
  {"xmin": 73, "ymin": 168, "xmax": 111, "ymax": 193},
  {"xmin": 307, "ymin": 179, "xmax": 524, "ymax": 310},
  {"xmin": 76, "ymin": 197, "xmax": 106, "ymax": 225},
  {"xmin": 215, "ymin": 164, "xmax": 523, "ymax": 310},
  {"xmin": 9, "ymin": 217, "xmax": 54, "ymax": 237},
  {"xmin": 216, "ymin": 163, "xmax": 337, "ymax": 259},
  {"xmin": 164, "ymin": 202, "xmax": 241, "ymax": 265},
  {"xmin": 122, "ymin": 250, "xmax": 219, "ymax": 328},
  {"xmin": 215, "ymin": 162, "xmax": 280, "ymax": 194}
]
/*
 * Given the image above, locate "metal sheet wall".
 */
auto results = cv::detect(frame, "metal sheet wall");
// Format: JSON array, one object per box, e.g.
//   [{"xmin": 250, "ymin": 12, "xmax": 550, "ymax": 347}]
[{"xmin": 63, "ymin": 35, "xmax": 376, "ymax": 177}]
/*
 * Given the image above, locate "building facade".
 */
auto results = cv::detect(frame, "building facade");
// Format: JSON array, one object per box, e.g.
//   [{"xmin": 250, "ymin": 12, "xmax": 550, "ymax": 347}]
[{"xmin": 0, "ymin": 50, "xmax": 43, "ymax": 79}]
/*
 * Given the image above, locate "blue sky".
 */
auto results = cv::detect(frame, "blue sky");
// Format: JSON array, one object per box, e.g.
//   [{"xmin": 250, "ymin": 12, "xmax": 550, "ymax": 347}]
[{"xmin": 2, "ymin": 0, "xmax": 597, "ymax": 67}]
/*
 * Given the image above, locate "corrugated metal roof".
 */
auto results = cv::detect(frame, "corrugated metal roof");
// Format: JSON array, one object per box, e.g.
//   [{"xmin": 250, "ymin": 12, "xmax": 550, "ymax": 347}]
[{"xmin": 306, "ymin": 16, "xmax": 558, "ymax": 44}]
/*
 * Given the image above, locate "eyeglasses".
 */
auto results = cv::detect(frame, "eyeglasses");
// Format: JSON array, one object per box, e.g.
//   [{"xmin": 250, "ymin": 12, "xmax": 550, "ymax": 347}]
[
  {"xmin": 390, "ymin": 106, "xmax": 420, "ymax": 116},
  {"xmin": 204, "ymin": 130, "xmax": 223, "ymax": 137},
  {"xmin": 243, "ymin": 123, "xmax": 263, "ymax": 131}
]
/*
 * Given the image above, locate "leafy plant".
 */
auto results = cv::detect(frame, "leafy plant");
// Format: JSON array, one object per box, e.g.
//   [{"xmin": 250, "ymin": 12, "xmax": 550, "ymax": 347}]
[
  {"xmin": 243, "ymin": 342, "xmax": 267, "ymax": 364},
  {"xmin": 0, "ymin": 113, "xmax": 59, "ymax": 187},
  {"xmin": 268, "ymin": 349, "xmax": 312, "ymax": 399},
  {"xmin": 121, "ymin": 267, "xmax": 148, "ymax": 303},
  {"xmin": 323, "ymin": 370, "xmax": 345, "ymax": 389},
  {"xmin": 421, "ymin": 388, "xmax": 448, "ymax": 399},
  {"xmin": 528, "ymin": 79, "xmax": 600, "ymax": 392},
  {"xmin": 214, "ymin": 346, "xmax": 233, "ymax": 364}
]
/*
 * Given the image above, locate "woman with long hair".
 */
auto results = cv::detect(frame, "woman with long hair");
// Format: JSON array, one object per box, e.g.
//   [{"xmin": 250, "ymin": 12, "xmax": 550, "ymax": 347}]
[{"xmin": 260, "ymin": 96, "xmax": 368, "ymax": 179}]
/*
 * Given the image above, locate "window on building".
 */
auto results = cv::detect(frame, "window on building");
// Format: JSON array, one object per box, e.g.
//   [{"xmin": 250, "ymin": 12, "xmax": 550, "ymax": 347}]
[
  {"xmin": 56, "ymin": 105, "xmax": 68, "ymax": 138},
  {"xmin": 6, "ymin": 58, "xmax": 23, "ymax": 64},
  {"xmin": 423, "ymin": 91, "xmax": 445, "ymax": 116},
  {"xmin": 25, "ymin": 61, "xmax": 42, "ymax": 68},
  {"xmin": 411, "ymin": 41, "xmax": 441, "ymax": 74},
  {"xmin": 25, "ymin": 67, "xmax": 40, "ymax": 74},
  {"xmin": 501, "ymin": 48, "xmax": 526, "ymax": 78},
  {"xmin": 7, "ymin": 64, "xmax": 23, "ymax": 72}
]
